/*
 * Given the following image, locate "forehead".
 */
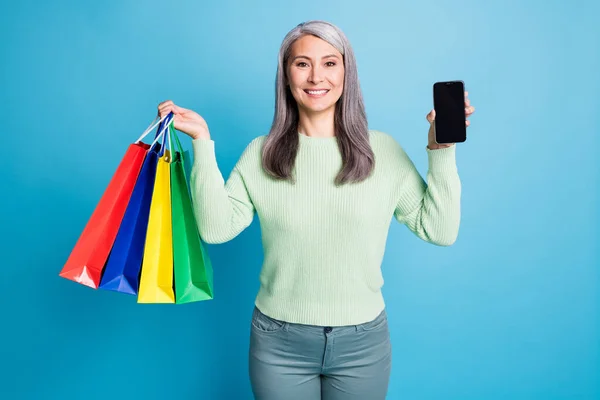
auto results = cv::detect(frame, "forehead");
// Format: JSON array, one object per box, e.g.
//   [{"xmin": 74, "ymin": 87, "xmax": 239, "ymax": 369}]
[{"xmin": 289, "ymin": 35, "xmax": 342, "ymax": 58}]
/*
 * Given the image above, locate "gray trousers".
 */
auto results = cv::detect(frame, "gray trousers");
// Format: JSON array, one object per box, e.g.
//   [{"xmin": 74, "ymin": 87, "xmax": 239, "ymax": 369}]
[{"xmin": 249, "ymin": 306, "xmax": 392, "ymax": 400}]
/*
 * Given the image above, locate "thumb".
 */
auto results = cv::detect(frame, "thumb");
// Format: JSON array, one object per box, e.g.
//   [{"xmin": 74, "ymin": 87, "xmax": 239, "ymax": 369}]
[
  {"xmin": 426, "ymin": 109, "xmax": 436, "ymax": 124},
  {"xmin": 172, "ymin": 103, "xmax": 190, "ymax": 115}
]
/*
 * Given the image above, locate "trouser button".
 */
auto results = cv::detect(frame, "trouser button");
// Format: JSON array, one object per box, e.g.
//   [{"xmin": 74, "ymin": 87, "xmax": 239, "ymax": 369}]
[{"xmin": 324, "ymin": 327, "xmax": 332, "ymax": 333}]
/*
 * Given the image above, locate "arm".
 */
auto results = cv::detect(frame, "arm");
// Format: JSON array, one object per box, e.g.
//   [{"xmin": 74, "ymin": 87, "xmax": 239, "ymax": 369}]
[
  {"xmin": 393, "ymin": 145, "xmax": 461, "ymax": 246},
  {"xmin": 189, "ymin": 139, "xmax": 255, "ymax": 244}
]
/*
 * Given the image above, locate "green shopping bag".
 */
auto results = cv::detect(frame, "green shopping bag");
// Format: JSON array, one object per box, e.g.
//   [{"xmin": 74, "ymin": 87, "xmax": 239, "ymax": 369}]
[{"xmin": 169, "ymin": 125, "xmax": 214, "ymax": 303}]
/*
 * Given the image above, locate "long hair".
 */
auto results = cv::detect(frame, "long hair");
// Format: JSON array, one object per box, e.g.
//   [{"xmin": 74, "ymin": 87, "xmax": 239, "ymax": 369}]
[{"xmin": 261, "ymin": 20, "xmax": 375, "ymax": 185}]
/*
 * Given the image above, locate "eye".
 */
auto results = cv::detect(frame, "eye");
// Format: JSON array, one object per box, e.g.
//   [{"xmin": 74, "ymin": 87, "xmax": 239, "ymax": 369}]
[
  {"xmin": 325, "ymin": 61, "xmax": 336, "ymax": 67},
  {"xmin": 296, "ymin": 62, "xmax": 309, "ymax": 67}
]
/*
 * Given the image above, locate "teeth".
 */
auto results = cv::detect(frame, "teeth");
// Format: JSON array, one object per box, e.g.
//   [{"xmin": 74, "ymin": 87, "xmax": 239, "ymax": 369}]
[{"xmin": 307, "ymin": 90, "xmax": 328, "ymax": 95}]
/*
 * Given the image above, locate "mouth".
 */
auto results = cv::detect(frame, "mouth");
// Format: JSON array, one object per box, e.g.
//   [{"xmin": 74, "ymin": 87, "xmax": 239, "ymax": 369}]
[{"xmin": 303, "ymin": 89, "xmax": 330, "ymax": 98}]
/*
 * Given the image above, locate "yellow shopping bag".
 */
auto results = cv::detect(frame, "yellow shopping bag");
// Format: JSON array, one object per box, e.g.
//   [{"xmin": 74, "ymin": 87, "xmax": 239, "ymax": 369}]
[{"xmin": 137, "ymin": 145, "xmax": 175, "ymax": 304}]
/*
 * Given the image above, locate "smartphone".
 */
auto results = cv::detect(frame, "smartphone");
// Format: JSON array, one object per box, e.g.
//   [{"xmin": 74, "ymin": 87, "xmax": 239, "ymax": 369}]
[{"xmin": 433, "ymin": 80, "xmax": 467, "ymax": 144}]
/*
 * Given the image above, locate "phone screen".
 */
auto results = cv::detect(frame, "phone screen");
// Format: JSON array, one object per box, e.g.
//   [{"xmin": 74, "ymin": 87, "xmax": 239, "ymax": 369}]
[{"xmin": 433, "ymin": 81, "xmax": 466, "ymax": 144}]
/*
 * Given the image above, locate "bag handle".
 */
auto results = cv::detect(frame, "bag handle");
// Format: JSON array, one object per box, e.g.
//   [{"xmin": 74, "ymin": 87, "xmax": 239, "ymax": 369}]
[
  {"xmin": 166, "ymin": 118, "xmax": 173, "ymax": 161},
  {"xmin": 134, "ymin": 113, "xmax": 172, "ymax": 144},
  {"xmin": 162, "ymin": 112, "xmax": 177, "ymax": 161},
  {"xmin": 149, "ymin": 113, "xmax": 174, "ymax": 156},
  {"xmin": 168, "ymin": 123, "xmax": 184, "ymax": 155}
]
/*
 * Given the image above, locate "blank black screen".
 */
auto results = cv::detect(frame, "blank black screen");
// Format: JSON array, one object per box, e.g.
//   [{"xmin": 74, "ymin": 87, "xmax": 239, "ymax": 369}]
[{"xmin": 433, "ymin": 81, "xmax": 466, "ymax": 144}]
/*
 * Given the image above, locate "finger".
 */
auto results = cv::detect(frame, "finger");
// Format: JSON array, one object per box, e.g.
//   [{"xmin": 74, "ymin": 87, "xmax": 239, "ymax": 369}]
[
  {"xmin": 465, "ymin": 98, "xmax": 470, "ymax": 107},
  {"xmin": 158, "ymin": 100, "xmax": 173, "ymax": 109},
  {"xmin": 426, "ymin": 109, "xmax": 436, "ymax": 123},
  {"xmin": 465, "ymin": 106, "xmax": 475, "ymax": 114},
  {"xmin": 157, "ymin": 103, "xmax": 171, "ymax": 116},
  {"xmin": 160, "ymin": 103, "xmax": 189, "ymax": 117},
  {"xmin": 171, "ymin": 103, "xmax": 190, "ymax": 114},
  {"xmin": 466, "ymin": 120, "xmax": 470, "ymax": 127},
  {"xmin": 158, "ymin": 105, "xmax": 173, "ymax": 115},
  {"xmin": 158, "ymin": 105, "xmax": 174, "ymax": 118}
]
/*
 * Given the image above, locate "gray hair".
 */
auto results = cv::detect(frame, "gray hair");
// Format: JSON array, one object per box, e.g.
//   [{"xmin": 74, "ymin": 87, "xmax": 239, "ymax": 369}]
[{"xmin": 261, "ymin": 20, "xmax": 375, "ymax": 185}]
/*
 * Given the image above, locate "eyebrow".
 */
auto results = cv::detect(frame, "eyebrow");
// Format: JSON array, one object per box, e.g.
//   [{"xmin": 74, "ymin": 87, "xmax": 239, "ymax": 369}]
[{"xmin": 291, "ymin": 54, "xmax": 340, "ymax": 62}]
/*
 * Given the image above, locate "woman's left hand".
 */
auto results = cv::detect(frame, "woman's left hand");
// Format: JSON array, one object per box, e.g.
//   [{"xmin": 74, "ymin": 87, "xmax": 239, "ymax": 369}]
[{"xmin": 426, "ymin": 91, "xmax": 475, "ymax": 150}]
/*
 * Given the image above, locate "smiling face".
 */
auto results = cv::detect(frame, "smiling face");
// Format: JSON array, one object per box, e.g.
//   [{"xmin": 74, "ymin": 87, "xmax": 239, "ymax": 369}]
[{"xmin": 286, "ymin": 34, "xmax": 345, "ymax": 116}]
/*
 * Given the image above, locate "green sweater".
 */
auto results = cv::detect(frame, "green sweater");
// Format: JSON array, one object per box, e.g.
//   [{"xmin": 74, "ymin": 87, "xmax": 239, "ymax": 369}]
[{"xmin": 190, "ymin": 130, "xmax": 461, "ymax": 326}]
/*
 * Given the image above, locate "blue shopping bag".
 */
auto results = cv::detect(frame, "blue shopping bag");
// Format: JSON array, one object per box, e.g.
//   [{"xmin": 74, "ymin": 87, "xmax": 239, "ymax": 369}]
[{"xmin": 99, "ymin": 113, "xmax": 173, "ymax": 295}]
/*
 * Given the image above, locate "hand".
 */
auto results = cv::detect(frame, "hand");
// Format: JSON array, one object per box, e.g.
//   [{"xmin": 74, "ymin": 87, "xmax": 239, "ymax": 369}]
[
  {"xmin": 157, "ymin": 100, "xmax": 211, "ymax": 140},
  {"xmin": 426, "ymin": 91, "xmax": 475, "ymax": 150}
]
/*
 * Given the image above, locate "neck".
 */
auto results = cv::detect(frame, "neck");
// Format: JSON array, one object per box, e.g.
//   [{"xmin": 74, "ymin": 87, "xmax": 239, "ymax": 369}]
[{"xmin": 297, "ymin": 106, "xmax": 336, "ymax": 138}]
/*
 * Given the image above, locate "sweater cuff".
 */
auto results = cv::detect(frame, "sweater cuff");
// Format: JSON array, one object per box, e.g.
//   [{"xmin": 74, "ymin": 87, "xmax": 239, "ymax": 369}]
[
  {"xmin": 192, "ymin": 138, "xmax": 218, "ymax": 167},
  {"xmin": 190, "ymin": 138, "xmax": 226, "ymax": 186},
  {"xmin": 426, "ymin": 144, "xmax": 457, "ymax": 172}
]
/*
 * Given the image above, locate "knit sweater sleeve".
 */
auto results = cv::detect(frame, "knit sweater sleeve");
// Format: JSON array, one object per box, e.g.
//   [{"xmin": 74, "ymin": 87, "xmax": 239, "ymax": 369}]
[
  {"xmin": 189, "ymin": 138, "xmax": 256, "ymax": 244},
  {"xmin": 392, "ymin": 144, "xmax": 462, "ymax": 246}
]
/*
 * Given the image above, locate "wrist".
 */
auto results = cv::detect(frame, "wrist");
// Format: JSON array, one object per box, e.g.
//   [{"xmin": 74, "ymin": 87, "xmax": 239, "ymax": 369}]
[
  {"xmin": 427, "ymin": 142, "xmax": 454, "ymax": 150},
  {"xmin": 190, "ymin": 131, "xmax": 211, "ymax": 140}
]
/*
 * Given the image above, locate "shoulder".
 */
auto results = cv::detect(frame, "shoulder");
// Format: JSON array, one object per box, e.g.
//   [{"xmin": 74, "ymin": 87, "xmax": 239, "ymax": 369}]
[
  {"xmin": 235, "ymin": 134, "xmax": 267, "ymax": 171},
  {"xmin": 367, "ymin": 129, "xmax": 417, "ymax": 170},
  {"xmin": 368, "ymin": 129, "xmax": 408, "ymax": 156},
  {"xmin": 368, "ymin": 129, "xmax": 407, "ymax": 151},
  {"xmin": 237, "ymin": 134, "xmax": 267, "ymax": 157},
  {"xmin": 244, "ymin": 135, "xmax": 267, "ymax": 153}
]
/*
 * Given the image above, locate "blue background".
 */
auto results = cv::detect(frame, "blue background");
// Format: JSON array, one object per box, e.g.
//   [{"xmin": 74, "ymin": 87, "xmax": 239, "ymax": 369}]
[{"xmin": 1, "ymin": 0, "xmax": 598, "ymax": 399}]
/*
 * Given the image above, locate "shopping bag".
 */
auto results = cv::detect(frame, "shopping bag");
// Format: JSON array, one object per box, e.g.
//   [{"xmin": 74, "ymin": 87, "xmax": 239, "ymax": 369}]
[
  {"xmin": 137, "ymin": 119, "xmax": 176, "ymax": 304},
  {"xmin": 169, "ymin": 125, "xmax": 214, "ymax": 303},
  {"xmin": 59, "ymin": 115, "xmax": 170, "ymax": 289},
  {"xmin": 98, "ymin": 114, "xmax": 173, "ymax": 294}
]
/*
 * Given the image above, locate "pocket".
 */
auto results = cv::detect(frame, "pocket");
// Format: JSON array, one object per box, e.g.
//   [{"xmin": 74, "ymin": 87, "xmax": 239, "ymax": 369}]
[
  {"xmin": 358, "ymin": 309, "xmax": 388, "ymax": 332},
  {"xmin": 251, "ymin": 307, "xmax": 287, "ymax": 334}
]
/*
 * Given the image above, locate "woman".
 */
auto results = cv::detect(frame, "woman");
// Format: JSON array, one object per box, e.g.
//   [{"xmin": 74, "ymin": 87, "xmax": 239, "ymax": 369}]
[{"xmin": 158, "ymin": 20, "xmax": 474, "ymax": 400}]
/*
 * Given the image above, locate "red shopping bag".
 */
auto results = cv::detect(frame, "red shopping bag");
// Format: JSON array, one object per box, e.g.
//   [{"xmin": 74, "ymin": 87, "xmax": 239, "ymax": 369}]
[{"xmin": 59, "ymin": 115, "xmax": 171, "ymax": 289}]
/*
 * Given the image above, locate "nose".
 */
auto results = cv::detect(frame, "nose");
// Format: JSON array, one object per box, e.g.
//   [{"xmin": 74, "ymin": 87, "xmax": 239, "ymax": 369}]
[{"xmin": 308, "ymin": 65, "xmax": 324, "ymax": 84}]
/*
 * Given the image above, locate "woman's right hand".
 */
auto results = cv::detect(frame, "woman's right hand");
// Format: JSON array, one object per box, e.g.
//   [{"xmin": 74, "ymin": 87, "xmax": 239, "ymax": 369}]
[{"xmin": 157, "ymin": 100, "xmax": 211, "ymax": 140}]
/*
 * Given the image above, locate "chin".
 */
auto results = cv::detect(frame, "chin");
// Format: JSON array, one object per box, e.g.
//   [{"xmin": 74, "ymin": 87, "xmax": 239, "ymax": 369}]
[
  {"xmin": 301, "ymin": 105, "xmax": 335, "ymax": 114},
  {"xmin": 301, "ymin": 98, "xmax": 339, "ymax": 114},
  {"xmin": 293, "ymin": 90, "xmax": 341, "ymax": 114}
]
